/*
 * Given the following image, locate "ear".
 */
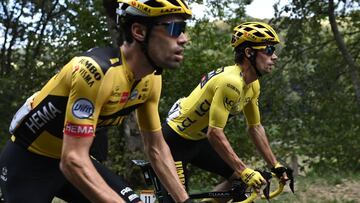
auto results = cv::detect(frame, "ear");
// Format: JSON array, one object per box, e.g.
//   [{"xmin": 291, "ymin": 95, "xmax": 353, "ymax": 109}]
[
  {"xmin": 131, "ymin": 23, "xmax": 147, "ymax": 42},
  {"xmin": 244, "ymin": 47, "xmax": 254, "ymax": 58}
]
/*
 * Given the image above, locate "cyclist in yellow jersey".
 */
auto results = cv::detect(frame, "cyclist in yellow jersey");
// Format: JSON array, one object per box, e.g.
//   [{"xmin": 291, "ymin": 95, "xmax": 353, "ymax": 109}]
[
  {"xmin": 162, "ymin": 22, "xmax": 289, "ymax": 202},
  {"xmin": 0, "ymin": 0, "xmax": 194, "ymax": 202}
]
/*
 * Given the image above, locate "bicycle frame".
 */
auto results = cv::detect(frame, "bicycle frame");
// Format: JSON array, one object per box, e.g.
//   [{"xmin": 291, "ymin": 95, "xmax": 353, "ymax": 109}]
[{"xmin": 132, "ymin": 160, "xmax": 286, "ymax": 203}]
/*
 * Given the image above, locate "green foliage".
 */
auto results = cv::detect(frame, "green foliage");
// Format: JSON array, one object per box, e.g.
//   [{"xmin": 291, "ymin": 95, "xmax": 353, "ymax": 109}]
[
  {"xmin": 1, "ymin": 0, "xmax": 360, "ymax": 196},
  {"xmin": 267, "ymin": 0, "xmax": 360, "ymax": 172}
]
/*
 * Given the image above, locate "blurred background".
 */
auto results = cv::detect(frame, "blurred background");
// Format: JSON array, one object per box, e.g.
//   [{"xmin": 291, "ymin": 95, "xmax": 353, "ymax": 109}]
[{"xmin": 1, "ymin": 0, "xmax": 359, "ymax": 202}]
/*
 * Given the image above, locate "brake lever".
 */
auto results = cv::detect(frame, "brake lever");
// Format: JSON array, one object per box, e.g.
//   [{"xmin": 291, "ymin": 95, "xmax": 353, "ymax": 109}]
[
  {"xmin": 258, "ymin": 170, "xmax": 272, "ymax": 200},
  {"xmin": 286, "ymin": 167, "xmax": 295, "ymax": 193}
]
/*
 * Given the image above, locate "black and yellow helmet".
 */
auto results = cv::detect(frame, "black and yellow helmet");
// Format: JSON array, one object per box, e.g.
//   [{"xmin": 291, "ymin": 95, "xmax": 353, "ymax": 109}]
[
  {"xmin": 117, "ymin": 0, "xmax": 192, "ymax": 18},
  {"xmin": 231, "ymin": 22, "xmax": 280, "ymax": 48}
]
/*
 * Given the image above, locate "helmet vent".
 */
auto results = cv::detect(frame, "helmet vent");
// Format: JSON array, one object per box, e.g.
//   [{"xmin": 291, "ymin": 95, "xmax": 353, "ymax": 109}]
[
  {"xmin": 265, "ymin": 30, "xmax": 274, "ymax": 37},
  {"xmin": 255, "ymin": 24, "xmax": 266, "ymax": 29},
  {"xmin": 253, "ymin": 32, "xmax": 264, "ymax": 37},
  {"xmin": 243, "ymin": 27, "xmax": 253, "ymax": 32},
  {"xmin": 146, "ymin": 1, "xmax": 162, "ymax": 7}
]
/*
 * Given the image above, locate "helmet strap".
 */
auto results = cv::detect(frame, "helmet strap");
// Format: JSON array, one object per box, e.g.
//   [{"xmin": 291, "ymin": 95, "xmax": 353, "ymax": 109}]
[
  {"xmin": 248, "ymin": 50, "xmax": 262, "ymax": 78},
  {"xmin": 137, "ymin": 25, "xmax": 163, "ymax": 75}
]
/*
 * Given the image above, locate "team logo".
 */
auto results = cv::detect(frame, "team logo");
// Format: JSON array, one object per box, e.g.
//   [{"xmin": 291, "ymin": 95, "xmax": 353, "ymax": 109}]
[
  {"xmin": 72, "ymin": 99, "xmax": 94, "ymax": 119},
  {"xmin": 120, "ymin": 92, "xmax": 129, "ymax": 103},
  {"xmin": 200, "ymin": 67, "xmax": 224, "ymax": 88},
  {"xmin": 223, "ymin": 97, "xmax": 235, "ymax": 111},
  {"xmin": 1, "ymin": 167, "xmax": 7, "ymax": 182},
  {"xmin": 129, "ymin": 90, "xmax": 138, "ymax": 100},
  {"xmin": 64, "ymin": 122, "xmax": 94, "ymax": 137}
]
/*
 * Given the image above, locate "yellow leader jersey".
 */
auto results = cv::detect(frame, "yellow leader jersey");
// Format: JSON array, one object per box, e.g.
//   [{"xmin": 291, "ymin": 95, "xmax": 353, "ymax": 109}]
[
  {"xmin": 167, "ymin": 65, "xmax": 260, "ymax": 140},
  {"xmin": 10, "ymin": 47, "xmax": 162, "ymax": 158}
]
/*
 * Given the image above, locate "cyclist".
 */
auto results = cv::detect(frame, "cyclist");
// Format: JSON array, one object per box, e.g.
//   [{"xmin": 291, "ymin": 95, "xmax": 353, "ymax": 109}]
[
  {"xmin": 0, "ymin": 0, "xmax": 193, "ymax": 202},
  {"xmin": 162, "ymin": 22, "xmax": 289, "ymax": 202}
]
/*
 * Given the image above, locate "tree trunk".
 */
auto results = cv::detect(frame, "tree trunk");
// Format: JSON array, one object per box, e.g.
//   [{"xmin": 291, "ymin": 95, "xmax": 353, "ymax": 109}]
[
  {"xmin": 328, "ymin": 0, "xmax": 360, "ymax": 109},
  {"xmin": 291, "ymin": 154, "xmax": 299, "ymax": 176},
  {"xmin": 123, "ymin": 112, "xmax": 143, "ymax": 152}
]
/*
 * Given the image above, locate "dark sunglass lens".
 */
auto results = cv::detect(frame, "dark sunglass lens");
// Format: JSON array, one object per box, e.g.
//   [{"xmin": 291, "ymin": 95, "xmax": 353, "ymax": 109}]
[
  {"xmin": 166, "ymin": 22, "xmax": 186, "ymax": 37},
  {"xmin": 265, "ymin": 45, "xmax": 275, "ymax": 55}
]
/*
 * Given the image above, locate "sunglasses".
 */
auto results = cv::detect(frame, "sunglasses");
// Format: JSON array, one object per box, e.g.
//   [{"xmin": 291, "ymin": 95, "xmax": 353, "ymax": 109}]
[
  {"xmin": 155, "ymin": 21, "xmax": 187, "ymax": 38},
  {"xmin": 252, "ymin": 45, "xmax": 276, "ymax": 56}
]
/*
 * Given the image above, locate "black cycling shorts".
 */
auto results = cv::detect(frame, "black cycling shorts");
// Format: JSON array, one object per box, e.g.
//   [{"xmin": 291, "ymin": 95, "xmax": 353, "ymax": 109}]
[
  {"xmin": 0, "ymin": 141, "xmax": 141, "ymax": 203},
  {"xmin": 162, "ymin": 123, "xmax": 234, "ymax": 187}
]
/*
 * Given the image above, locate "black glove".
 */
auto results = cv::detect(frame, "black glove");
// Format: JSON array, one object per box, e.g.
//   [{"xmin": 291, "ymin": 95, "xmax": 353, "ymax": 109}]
[{"xmin": 271, "ymin": 163, "xmax": 295, "ymax": 193}]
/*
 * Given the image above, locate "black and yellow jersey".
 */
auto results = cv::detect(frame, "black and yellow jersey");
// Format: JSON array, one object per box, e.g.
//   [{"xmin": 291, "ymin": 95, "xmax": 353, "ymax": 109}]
[
  {"xmin": 166, "ymin": 65, "xmax": 260, "ymax": 140},
  {"xmin": 10, "ymin": 47, "xmax": 162, "ymax": 158}
]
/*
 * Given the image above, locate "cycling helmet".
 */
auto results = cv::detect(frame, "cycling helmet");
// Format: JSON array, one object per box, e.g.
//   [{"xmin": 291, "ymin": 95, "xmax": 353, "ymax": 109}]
[
  {"xmin": 231, "ymin": 22, "xmax": 280, "ymax": 48},
  {"xmin": 117, "ymin": 0, "xmax": 192, "ymax": 18}
]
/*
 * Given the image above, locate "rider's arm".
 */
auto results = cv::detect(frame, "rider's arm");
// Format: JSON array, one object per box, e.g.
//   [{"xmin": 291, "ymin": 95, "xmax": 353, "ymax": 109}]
[
  {"xmin": 60, "ymin": 57, "xmax": 124, "ymax": 202},
  {"xmin": 206, "ymin": 126, "xmax": 247, "ymax": 176},
  {"xmin": 60, "ymin": 135, "xmax": 124, "ymax": 203},
  {"xmin": 243, "ymin": 92, "xmax": 277, "ymax": 168},
  {"xmin": 142, "ymin": 130, "xmax": 189, "ymax": 202},
  {"xmin": 206, "ymin": 78, "xmax": 247, "ymax": 176},
  {"xmin": 243, "ymin": 96, "xmax": 288, "ymax": 182},
  {"xmin": 247, "ymin": 124, "xmax": 277, "ymax": 167},
  {"xmin": 206, "ymin": 78, "xmax": 266, "ymax": 188},
  {"xmin": 137, "ymin": 75, "xmax": 189, "ymax": 202}
]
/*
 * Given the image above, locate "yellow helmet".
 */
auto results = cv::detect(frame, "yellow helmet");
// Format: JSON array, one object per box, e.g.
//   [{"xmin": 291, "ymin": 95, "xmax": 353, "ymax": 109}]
[
  {"xmin": 231, "ymin": 22, "xmax": 280, "ymax": 48},
  {"xmin": 117, "ymin": 0, "xmax": 192, "ymax": 18}
]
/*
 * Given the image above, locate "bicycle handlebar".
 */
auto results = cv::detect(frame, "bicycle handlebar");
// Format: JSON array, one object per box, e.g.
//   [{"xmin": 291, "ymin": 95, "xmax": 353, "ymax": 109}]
[
  {"xmin": 132, "ymin": 160, "xmax": 292, "ymax": 203},
  {"xmin": 260, "ymin": 177, "xmax": 285, "ymax": 199},
  {"xmin": 232, "ymin": 189, "xmax": 258, "ymax": 203},
  {"xmin": 233, "ymin": 172, "xmax": 285, "ymax": 203}
]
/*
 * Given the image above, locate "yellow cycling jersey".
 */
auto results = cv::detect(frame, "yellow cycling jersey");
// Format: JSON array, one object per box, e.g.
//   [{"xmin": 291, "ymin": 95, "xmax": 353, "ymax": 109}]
[
  {"xmin": 10, "ymin": 47, "xmax": 162, "ymax": 158},
  {"xmin": 167, "ymin": 65, "xmax": 260, "ymax": 140}
]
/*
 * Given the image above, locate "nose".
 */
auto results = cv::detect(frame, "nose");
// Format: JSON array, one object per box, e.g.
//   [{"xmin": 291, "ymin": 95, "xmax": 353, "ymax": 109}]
[
  {"xmin": 271, "ymin": 53, "xmax": 278, "ymax": 61},
  {"xmin": 177, "ymin": 32, "xmax": 189, "ymax": 45}
]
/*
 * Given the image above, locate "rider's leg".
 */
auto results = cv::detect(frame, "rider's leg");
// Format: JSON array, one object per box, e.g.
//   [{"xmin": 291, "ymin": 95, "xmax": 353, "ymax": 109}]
[
  {"xmin": 93, "ymin": 158, "xmax": 143, "ymax": 203},
  {"xmin": 212, "ymin": 180, "xmax": 232, "ymax": 191},
  {"xmin": 57, "ymin": 157, "xmax": 143, "ymax": 203},
  {"xmin": 54, "ymin": 157, "xmax": 142, "ymax": 203},
  {"xmin": 191, "ymin": 139, "xmax": 235, "ymax": 203},
  {"xmin": 0, "ymin": 141, "xmax": 67, "ymax": 203}
]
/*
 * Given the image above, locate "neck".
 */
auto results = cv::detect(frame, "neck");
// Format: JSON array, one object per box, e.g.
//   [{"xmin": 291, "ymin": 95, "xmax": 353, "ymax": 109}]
[
  {"xmin": 121, "ymin": 42, "xmax": 154, "ymax": 80},
  {"xmin": 238, "ymin": 60, "xmax": 258, "ymax": 84}
]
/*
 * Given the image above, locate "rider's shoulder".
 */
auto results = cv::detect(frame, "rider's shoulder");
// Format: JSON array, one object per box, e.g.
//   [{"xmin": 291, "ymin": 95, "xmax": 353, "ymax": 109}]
[
  {"xmin": 75, "ymin": 47, "xmax": 122, "ymax": 72},
  {"xmin": 218, "ymin": 66, "xmax": 243, "ymax": 83}
]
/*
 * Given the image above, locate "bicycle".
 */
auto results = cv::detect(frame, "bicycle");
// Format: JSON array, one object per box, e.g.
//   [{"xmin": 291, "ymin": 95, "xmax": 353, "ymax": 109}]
[{"xmin": 132, "ymin": 160, "xmax": 294, "ymax": 203}]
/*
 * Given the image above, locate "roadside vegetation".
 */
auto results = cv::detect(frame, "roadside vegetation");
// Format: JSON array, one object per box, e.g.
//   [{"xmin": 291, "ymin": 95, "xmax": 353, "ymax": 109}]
[{"xmin": 1, "ymin": 1, "xmax": 359, "ymax": 202}]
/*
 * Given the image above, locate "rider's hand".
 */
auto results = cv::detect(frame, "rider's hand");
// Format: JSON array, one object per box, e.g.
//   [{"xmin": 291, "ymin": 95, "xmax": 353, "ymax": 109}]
[
  {"xmin": 240, "ymin": 168, "xmax": 266, "ymax": 188},
  {"xmin": 271, "ymin": 162, "xmax": 289, "ymax": 183}
]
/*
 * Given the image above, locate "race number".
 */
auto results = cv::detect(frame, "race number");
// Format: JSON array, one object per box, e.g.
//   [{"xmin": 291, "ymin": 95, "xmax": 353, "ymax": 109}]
[{"xmin": 140, "ymin": 190, "xmax": 156, "ymax": 203}]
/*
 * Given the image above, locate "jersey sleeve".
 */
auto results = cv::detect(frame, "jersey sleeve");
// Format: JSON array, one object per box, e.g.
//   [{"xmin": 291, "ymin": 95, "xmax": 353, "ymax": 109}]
[
  {"xmin": 63, "ymin": 57, "xmax": 105, "ymax": 137},
  {"xmin": 209, "ymin": 77, "xmax": 241, "ymax": 129},
  {"xmin": 243, "ymin": 81, "xmax": 261, "ymax": 126},
  {"xmin": 136, "ymin": 75, "xmax": 162, "ymax": 132}
]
